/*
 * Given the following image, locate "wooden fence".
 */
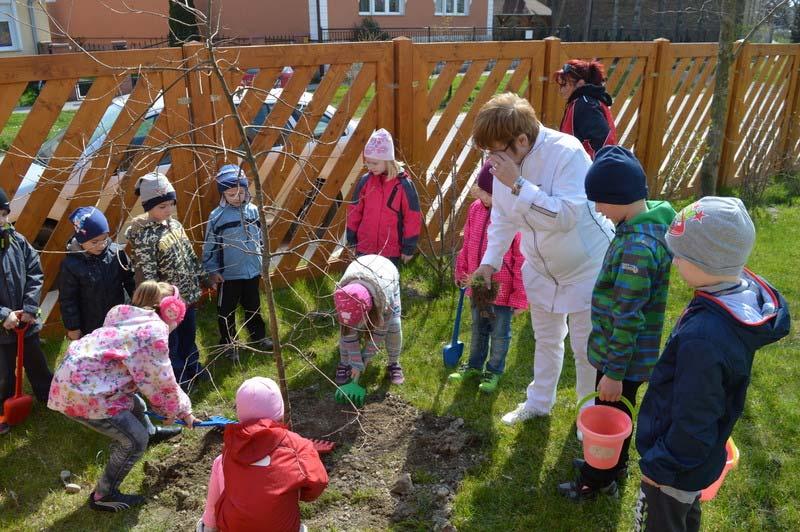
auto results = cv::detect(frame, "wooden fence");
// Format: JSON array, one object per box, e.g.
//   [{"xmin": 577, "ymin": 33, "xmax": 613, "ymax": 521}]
[{"xmin": 0, "ymin": 38, "xmax": 797, "ymax": 325}]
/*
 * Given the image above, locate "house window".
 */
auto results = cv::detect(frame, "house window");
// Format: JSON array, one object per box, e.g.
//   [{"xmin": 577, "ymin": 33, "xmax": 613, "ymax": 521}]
[
  {"xmin": 359, "ymin": 0, "xmax": 403, "ymax": 15},
  {"xmin": 435, "ymin": 0, "xmax": 469, "ymax": 16},
  {"xmin": 0, "ymin": 1, "xmax": 21, "ymax": 51}
]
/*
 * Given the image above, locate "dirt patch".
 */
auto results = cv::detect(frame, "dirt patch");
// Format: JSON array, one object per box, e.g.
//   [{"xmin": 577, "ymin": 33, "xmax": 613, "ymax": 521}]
[{"xmin": 142, "ymin": 388, "xmax": 484, "ymax": 531}]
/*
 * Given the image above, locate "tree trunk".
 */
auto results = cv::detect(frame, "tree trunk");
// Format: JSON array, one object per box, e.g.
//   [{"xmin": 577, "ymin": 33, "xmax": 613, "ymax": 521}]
[{"xmin": 698, "ymin": 0, "xmax": 745, "ymax": 196}]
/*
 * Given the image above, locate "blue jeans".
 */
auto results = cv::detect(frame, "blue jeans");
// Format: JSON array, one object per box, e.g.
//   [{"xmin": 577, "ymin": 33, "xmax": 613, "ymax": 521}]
[
  {"xmin": 169, "ymin": 306, "xmax": 201, "ymax": 385},
  {"xmin": 468, "ymin": 303, "xmax": 512, "ymax": 374},
  {"xmin": 72, "ymin": 395, "xmax": 150, "ymax": 496}
]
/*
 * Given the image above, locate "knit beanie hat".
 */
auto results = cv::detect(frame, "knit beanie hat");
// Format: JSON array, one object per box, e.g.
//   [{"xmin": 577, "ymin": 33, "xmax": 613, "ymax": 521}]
[
  {"xmin": 135, "ymin": 172, "xmax": 176, "ymax": 212},
  {"xmin": 476, "ymin": 160, "xmax": 493, "ymax": 195},
  {"xmin": 69, "ymin": 207, "xmax": 110, "ymax": 243},
  {"xmin": 0, "ymin": 187, "xmax": 8, "ymax": 213},
  {"xmin": 215, "ymin": 164, "xmax": 249, "ymax": 194},
  {"xmin": 585, "ymin": 145, "xmax": 648, "ymax": 205},
  {"xmin": 236, "ymin": 376, "xmax": 284, "ymax": 423},
  {"xmin": 334, "ymin": 282, "xmax": 373, "ymax": 327},
  {"xmin": 666, "ymin": 196, "xmax": 755, "ymax": 277},
  {"xmin": 364, "ymin": 128, "xmax": 395, "ymax": 161}
]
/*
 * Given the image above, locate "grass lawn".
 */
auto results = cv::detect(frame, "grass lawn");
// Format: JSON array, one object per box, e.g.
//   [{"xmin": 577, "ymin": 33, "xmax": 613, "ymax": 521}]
[
  {"xmin": 1, "ymin": 205, "xmax": 798, "ymax": 531},
  {"xmin": 0, "ymin": 110, "xmax": 77, "ymax": 153}
]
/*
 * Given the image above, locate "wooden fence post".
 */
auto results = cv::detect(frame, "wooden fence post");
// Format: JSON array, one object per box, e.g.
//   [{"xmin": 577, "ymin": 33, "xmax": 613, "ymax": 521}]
[
  {"xmin": 640, "ymin": 38, "xmax": 672, "ymax": 192},
  {"xmin": 393, "ymin": 37, "xmax": 413, "ymax": 164},
  {"xmin": 718, "ymin": 40, "xmax": 750, "ymax": 190},
  {"xmin": 540, "ymin": 36, "xmax": 561, "ymax": 128},
  {"xmin": 778, "ymin": 45, "xmax": 800, "ymax": 170}
]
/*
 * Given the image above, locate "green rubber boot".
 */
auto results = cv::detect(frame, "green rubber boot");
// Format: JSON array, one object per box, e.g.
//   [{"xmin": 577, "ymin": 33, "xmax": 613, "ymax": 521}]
[
  {"xmin": 478, "ymin": 372, "xmax": 501, "ymax": 393},
  {"xmin": 448, "ymin": 364, "xmax": 481, "ymax": 383}
]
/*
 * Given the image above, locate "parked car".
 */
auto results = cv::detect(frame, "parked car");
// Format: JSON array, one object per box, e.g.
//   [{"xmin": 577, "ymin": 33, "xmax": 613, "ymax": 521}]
[{"xmin": 9, "ymin": 88, "xmax": 358, "ymax": 248}]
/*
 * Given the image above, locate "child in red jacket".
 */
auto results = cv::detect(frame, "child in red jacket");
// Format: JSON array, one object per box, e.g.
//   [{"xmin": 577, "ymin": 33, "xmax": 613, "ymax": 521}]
[
  {"xmin": 451, "ymin": 162, "xmax": 528, "ymax": 393},
  {"xmin": 346, "ymin": 128, "xmax": 421, "ymax": 266},
  {"xmin": 198, "ymin": 377, "xmax": 328, "ymax": 532}
]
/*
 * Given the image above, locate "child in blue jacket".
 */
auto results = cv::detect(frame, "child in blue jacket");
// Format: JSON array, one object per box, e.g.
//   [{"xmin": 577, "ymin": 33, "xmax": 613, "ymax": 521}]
[
  {"xmin": 634, "ymin": 197, "xmax": 791, "ymax": 532},
  {"xmin": 202, "ymin": 165, "xmax": 273, "ymax": 362}
]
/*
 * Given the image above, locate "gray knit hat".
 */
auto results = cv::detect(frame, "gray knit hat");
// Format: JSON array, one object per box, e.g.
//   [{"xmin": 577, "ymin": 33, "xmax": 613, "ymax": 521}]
[
  {"xmin": 135, "ymin": 172, "xmax": 176, "ymax": 212},
  {"xmin": 665, "ymin": 196, "xmax": 755, "ymax": 277}
]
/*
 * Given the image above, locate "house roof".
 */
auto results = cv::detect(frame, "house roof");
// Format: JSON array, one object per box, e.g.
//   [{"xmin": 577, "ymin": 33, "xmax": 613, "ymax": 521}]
[{"xmin": 495, "ymin": 0, "xmax": 552, "ymax": 17}]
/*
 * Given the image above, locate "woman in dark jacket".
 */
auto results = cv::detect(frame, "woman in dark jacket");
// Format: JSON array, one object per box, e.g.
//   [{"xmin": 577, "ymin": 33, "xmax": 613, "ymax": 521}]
[
  {"xmin": 554, "ymin": 59, "xmax": 617, "ymax": 159},
  {"xmin": 59, "ymin": 207, "xmax": 135, "ymax": 340}
]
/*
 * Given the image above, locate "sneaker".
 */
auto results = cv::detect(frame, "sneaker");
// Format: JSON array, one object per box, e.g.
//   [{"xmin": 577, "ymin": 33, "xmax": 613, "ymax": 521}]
[
  {"xmin": 387, "ymin": 363, "xmax": 405, "ymax": 385},
  {"xmin": 557, "ymin": 479, "xmax": 618, "ymax": 502},
  {"xmin": 335, "ymin": 364, "xmax": 351, "ymax": 385},
  {"xmin": 0, "ymin": 423, "xmax": 9, "ymax": 435},
  {"xmin": 148, "ymin": 426, "xmax": 182, "ymax": 447},
  {"xmin": 88, "ymin": 490, "xmax": 146, "ymax": 512},
  {"xmin": 478, "ymin": 372, "xmax": 501, "ymax": 393},
  {"xmin": 572, "ymin": 458, "xmax": 628, "ymax": 482},
  {"xmin": 447, "ymin": 364, "xmax": 481, "ymax": 383},
  {"xmin": 501, "ymin": 403, "xmax": 547, "ymax": 426}
]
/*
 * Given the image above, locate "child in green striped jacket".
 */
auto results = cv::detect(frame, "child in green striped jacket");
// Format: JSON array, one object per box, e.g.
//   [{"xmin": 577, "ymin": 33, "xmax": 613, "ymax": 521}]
[{"xmin": 558, "ymin": 146, "xmax": 676, "ymax": 501}]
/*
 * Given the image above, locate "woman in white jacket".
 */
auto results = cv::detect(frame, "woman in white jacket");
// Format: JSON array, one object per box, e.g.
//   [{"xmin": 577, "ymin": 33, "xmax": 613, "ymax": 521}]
[{"xmin": 471, "ymin": 93, "xmax": 615, "ymax": 425}]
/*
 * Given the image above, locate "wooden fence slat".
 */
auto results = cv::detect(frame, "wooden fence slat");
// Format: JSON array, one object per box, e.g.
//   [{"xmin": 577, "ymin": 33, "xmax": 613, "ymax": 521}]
[
  {"xmin": 13, "ymin": 76, "xmax": 119, "ymax": 241},
  {"xmin": 641, "ymin": 39, "xmax": 671, "ymax": 185},
  {"xmin": 376, "ymin": 39, "xmax": 395, "ymax": 132},
  {"xmin": 719, "ymin": 41, "xmax": 751, "ymax": 189},
  {"xmin": 667, "ymin": 57, "xmax": 701, "ymax": 116},
  {"xmin": 221, "ymin": 41, "xmax": 392, "ymax": 67},
  {"xmin": 605, "ymin": 57, "xmax": 634, "ymax": 97},
  {"xmin": 0, "ymin": 78, "xmax": 77, "ymax": 198},
  {"xmin": 663, "ymin": 57, "xmax": 717, "ymax": 151},
  {"xmin": 778, "ymin": 48, "xmax": 800, "ymax": 169},
  {"xmin": 0, "ymin": 82, "xmax": 27, "ymax": 153},
  {"xmin": 426, "ymin": 61, "xmax": 462, "ymax": 121},
  {"xmin": 39, "ymin": 74, "xmax": 163, "ymax": 296},
  {"xmin": 393, "ymin": 37, "xmax": 414, "ymax": 164},
  {"xmin": 540, "ymin": 37, "xmax": 561, "ymax": 127}
]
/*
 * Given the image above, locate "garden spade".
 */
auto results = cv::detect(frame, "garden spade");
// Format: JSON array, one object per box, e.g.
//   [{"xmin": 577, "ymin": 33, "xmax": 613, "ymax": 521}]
[
  {"xmin": 442, "ymin": 287, "xmax": 466, "ymax": 368},
  {"xmin": 334, "ymin": 378, "xmax": 366, "ymax": 408},
  {"xmin": 0, "ymin": 322, "xmax": 32, "ymax": 426}
]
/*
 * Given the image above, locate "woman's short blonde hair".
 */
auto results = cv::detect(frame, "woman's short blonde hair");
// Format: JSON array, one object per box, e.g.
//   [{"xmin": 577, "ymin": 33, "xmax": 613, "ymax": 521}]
[
  {"xmin": 472, "ymin": 93, "xmax": 540, "ymax": 150},
  {"xmin": 132, "ymin": 280, "xmax": 174, "ymax": 309}
]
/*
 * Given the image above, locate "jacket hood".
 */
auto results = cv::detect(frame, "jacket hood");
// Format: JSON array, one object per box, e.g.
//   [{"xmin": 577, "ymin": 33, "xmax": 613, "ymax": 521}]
[
  {"xmin": 101, "ymin": 305, "xmax": 161, "ymax": 329},
  {"xmin": 224, "ymin": 418, "xmax": 289, "ymax": 465},
  {"xmin": 696, "ymin": 269, "xmax": 791, "ymax": 352},
  {"xmin": 568, "ymin": 84, "xmax": 613, "ymax": 106},
  {"xmin": 617, "ymin": 201, "xmax": 676, "ymax": 246}
]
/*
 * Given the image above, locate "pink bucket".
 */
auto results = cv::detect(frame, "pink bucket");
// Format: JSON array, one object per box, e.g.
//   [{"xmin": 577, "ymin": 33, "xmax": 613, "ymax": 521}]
[
  {"xmin": 576, "ymin": 393, "xmax": 636, "ymax": 470},
  {"xmin": 700, "ymin": 438, "xmax": 740, "ymax": 502}
]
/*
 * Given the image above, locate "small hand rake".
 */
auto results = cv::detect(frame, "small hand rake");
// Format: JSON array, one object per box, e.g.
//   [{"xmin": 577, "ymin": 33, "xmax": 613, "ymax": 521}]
[
  {"xmin": 334, "ymin": 378, "xmax": 366, "ymax": 408},
  {"xmin": 145, "ymin": 411, "xmax": 336, "ymax": 454}
]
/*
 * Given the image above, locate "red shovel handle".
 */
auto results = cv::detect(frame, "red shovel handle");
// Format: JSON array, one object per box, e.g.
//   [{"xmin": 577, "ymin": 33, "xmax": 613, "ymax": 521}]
[{"xmin": 14, "ymin": 321, "xmax": 31, "ymax": 398}]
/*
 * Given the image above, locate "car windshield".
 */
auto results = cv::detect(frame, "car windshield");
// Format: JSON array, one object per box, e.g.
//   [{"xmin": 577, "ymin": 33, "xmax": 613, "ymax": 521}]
[{"xmin": 35, "ymin": 103, "xmax": 123, "ymax": 165}]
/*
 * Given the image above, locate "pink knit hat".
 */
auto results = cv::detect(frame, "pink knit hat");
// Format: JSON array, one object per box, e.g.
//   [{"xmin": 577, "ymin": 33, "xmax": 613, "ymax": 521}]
[
  {"xmin": 235, "ymin": 377, "xmax": 284, "ymax": 423},
  {"xmin": 334, "ymin": 282, "xmax": 373, "ymax": 327},
  {"xmin": 363, "ymin": 128, "xmax": 395, "ymax": 161}
]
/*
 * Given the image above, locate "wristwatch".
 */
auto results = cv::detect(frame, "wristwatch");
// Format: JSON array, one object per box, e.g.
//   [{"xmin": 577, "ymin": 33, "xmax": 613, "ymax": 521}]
[{"xmin": 511, "ymin": 176, "xmax": 525, "ymax": 196}]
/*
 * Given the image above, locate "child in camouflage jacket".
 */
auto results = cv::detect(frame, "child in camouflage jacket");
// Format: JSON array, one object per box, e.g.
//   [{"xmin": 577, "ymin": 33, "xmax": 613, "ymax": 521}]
[
  {"xmin": 126, "ymin": 172, "xmax": 207, "ymax": 390},
  {"xmin": 557, "ymin": 146, "xmax": 676, "ymax": 501}
]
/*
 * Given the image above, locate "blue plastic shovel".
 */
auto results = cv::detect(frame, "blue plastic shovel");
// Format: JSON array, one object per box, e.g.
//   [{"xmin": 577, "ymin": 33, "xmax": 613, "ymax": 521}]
[{"xmin": 442, "ymin": 287, "xmax": 467, "ymax": 368}]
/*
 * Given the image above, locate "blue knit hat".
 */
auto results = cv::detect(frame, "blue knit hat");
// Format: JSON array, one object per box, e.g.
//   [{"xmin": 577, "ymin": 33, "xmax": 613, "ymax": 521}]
[
  {"xmin": 69, "ymin": 207, "xmax": 109, "ymax": 243},
  {"xmin": 216, "ymin": 164, "xmax": 249, "ymax": 194},
  {"xmin": 585, "ymin": 146, "xmax": 648, "ymax": 205}
]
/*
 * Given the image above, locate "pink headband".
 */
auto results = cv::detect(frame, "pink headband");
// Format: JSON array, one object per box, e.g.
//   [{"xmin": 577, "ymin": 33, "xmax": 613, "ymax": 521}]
[
  {"xmin": 334, "ymin": 282, "xmax": 372, "ymax": 327},
  {"xmin": 363, "ymin": 128, "xmax": 395, "ymax": 161},
  {"xmin": 158, "ymin": 285, "xmax": 186, "ymax": 328}
]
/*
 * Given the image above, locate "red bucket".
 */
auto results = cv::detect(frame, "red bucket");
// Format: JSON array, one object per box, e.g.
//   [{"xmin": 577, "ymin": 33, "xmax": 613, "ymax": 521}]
[
  {"xmin": 700, "ymin": 438, "xmax": 740, "ymax": 502},
  {"xmin": 576, "ymin": 393, "xmax": 637, "ymax": 470}
]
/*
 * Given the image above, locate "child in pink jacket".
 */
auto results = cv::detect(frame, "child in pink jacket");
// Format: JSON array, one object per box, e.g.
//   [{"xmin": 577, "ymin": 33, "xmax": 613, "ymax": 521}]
[
  {"xmin": 451, "ymin": 161, "xmax": 528, "ymax": 393},
  {"xmin": 48, "ymin": 281, "xmax": 196, "ymax": 513}
]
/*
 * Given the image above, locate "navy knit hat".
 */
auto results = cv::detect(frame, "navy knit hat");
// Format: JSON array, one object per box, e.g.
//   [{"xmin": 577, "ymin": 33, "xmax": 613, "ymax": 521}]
[
  {"xmin": 476, "ymin": 160, "xmax": 493, "ymax": 195},
  {"xmin": 135, "ymin": 172, "xmax": 176, "ymax": 212},
  {"xmin": 0, "ymin": 187, "xmax": 8, "ymax": 213},
  {"xmin": 216, "ymin": 164, "xmax": 249, "ymax": 194},
  {"xmin": 585, "ymin": 146, "xmax": 648, "ymax": 205},
  {"xmin": 69, "ymin": 207, "xmax": 110, "ymax": 243}
]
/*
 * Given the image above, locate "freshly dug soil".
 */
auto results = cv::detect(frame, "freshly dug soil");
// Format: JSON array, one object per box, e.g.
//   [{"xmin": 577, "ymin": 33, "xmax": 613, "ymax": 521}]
[{"xmin": 143, "ymin": 387, "xmax": 484, "ymax": 531}]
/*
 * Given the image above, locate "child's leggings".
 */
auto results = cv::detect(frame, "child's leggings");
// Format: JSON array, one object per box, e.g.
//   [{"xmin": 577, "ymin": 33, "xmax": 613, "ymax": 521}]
[
  {"xmin": 73, "ymin": 395, "xmax": 150, "ymax": 496},
  {"xmin": 339, "ymin": 310, "xmax": 402, "ymax": 372}
]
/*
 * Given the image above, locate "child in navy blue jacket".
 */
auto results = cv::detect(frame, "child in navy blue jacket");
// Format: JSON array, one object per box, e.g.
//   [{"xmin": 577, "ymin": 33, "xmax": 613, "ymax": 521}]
[
  {"xmin": 59, "ymin": 207, "xmax": 135, "ymax": 340},
  {"xmin": 634, "ymin": 197, "xmax": 791, "ymax": 532},
  {"xmin": 202, "ymin": 165, "xmax": 273, "ymax": 362}
]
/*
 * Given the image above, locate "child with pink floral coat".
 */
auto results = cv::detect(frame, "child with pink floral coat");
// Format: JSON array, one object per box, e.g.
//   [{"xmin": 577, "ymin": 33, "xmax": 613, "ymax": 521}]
[{"xmin": 48, "ymin": 281, "xmax": 196, "ymax": 512}]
